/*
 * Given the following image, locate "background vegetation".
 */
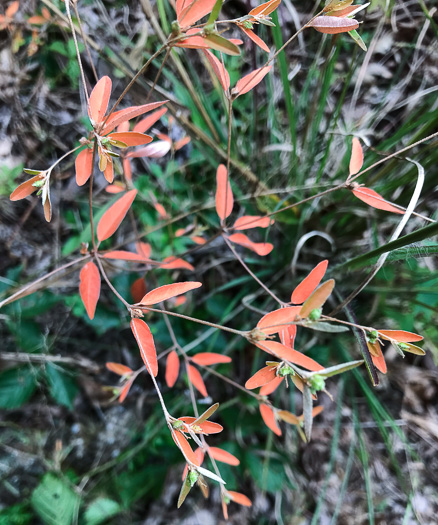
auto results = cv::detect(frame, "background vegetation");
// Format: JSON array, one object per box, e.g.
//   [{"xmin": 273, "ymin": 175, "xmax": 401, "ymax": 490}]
[{"xmin": 0, "ymin": 0, "xmax": 437, "ymax": 523}]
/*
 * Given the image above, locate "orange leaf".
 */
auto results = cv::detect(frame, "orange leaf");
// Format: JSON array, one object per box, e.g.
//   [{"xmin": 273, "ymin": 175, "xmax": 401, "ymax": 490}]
[
  {"xmin": 232, "ymin": 215, "xmax": 273, "ymax": 230},
  {"xmin": 133, "ymin": 107, "xmax": 168, "ymax": 133},
  {"xmin": 234, "ymin": 66, "xmax": 272, "ymax": 96},
  {"xmin": 367, "ymin": 340, "xmax": 382, "ymax": 358},
  {"xmin": 139, "ymin": 281, "xmax": 202, "ymax": 305},
  {"xmin": 108, "ymin": 131, "xmax": 152, "ymax": 147},
  {"xmin": 239, "ymin": 27, "xmax": 270, "ymax": 53},
  {"xmin": 79, "ymin": 261, "xmax": 101, "ymax": 320},
  {"xmin": 260, "ymin": 376, "xmax": 284, "ymax": 395},
  {"xmin": 155, "ymin": 202, "xmax": 168, "ymax": 219},
  {"xmin": 166, "ymin": 350, "xmax": 180, "ymax": 388},
  {"xmin": 6, "ymin": 1, "xmax": 20, "ymax": 18},
  {"xmin": 103, "ymin": 250, "xmax": 150, "ymax": 262},
  {"xmin": 249, "ymin": 0, "xmax": 281, "ymax": 16},
  {"xmin": 178, "ymin": 0, "xmax": 217, "ymax": 27},
  {"xmin": 257, "ymin": 306, "xmax": 301, "ymax": 335},
  {"xmin": 349, "ymin": 137, "xmax": 363, "ymax": 176},
  {"xmin": 228, "ymin": 233, "xmax": 273, "ymax": 256},
  {"xmin": 215, "ymin": 164, "xmax": 233, "ymax": 220},
  {"xmin": 256, "ymin": 341, "xmax": 324, "ymax": 371},
  {"xmin": 378, "ymin": 330, "xmax": 423, "ymax": 343},
  {"xmin": 160, "ymin": 257, "xmax": 194, "ymax": 271},
  {"xmin": 172, "ymin": 431, "xmax": 201, "ymax": 465},
  {"xmin": 102, "ymin": 101, "xmax": 168, "ymax": 135},
  {"xmin": 310, "ymin": 15, "xmax": 359, "ymax": 34},
  {"xmin": 259, "ymin": 404, "xmax": 281, "ymax": 435},
  {"xmin": 182, "ymin": 447, "xmax": 205, "ymax": 480},
  {"xmin": 369, "ymin": 342, "xmax": 387, "ymax": 374},
  {"xmin": 130, "ymin": 277, "xmax": 147, "ymax": 303},
  {"xmin": 174, "ymin": 136, "xmax": 191, "ymax": 151},
  {"xmin": 122, "ymin": 157, "xmax": 132, "ymax": 180},
  {"xmin": 245, "ymin": 366, "xmax": 277, "ymax": 390},
  {"xmin": 88, "ymin": 76, "xmax": 112, "ymax": 125},
  {"xmin": 203, "ymin": 49, "xmax": 230, "ymax": 91},
  {"xmin": 209, "ymin": 447, "xmax": 240, "ymax": 466},
  {"xmin": 103, "ymin": 158, "xmax": 114, "ymax": 183},
  {"xmin": 300, "ymin": 279, "xmax": 335, "ymax": 318},
  {"xmin": 190, "ymin": 235, "xmax": 206, "ymax": 245},
  {"xmin": 280, "ymin": 325, "xmax": 297, "ymax": 348},
  {"xmin": 96, "ymin": 189, "xmax": 137, "ymax": 242},
  {"xmin": 105, "ymin": 184, "xmax": 124, "ymax": 194},
  {"xmin": 352, "ymin": 187, "xmax": 404, "ymax": 214},
  {"xmin": 291, "ymin": 260, "xmax": 329, "ymax": 304},
  {"xmin": 10, "ymin": 174, "xmax": 43, "ymax": 201},
  {"xmin": 136, "ymin": 242, "xmax": 152, "ymax": 259},
  {"xmin": 119, "ymin": 378, "xmax": 134, "ymax": 403},
  {"xmin": 191, "ymin": 353, "xmax": 232, "ymax": 366},
  {"xmin": 227, "ymin": 491, "xmax": 252, "ymax": 507},
  {"xmin": 179, "ymin": 417, "xmax": 223, "ymax": 434},
  {"xmin": 75, "ymin": 148, "xmax": 94, "ymax": 186},
  {"xmin": 187, "ymin": 364, "xmax": 208, "ymax": 397},
  {"xmin": 131, "ymin": 319, "xmax": 158, "ymax": 377},
  {"xmin": 106, "ymin": 362, "xmax": 133, "ymax": 375}
]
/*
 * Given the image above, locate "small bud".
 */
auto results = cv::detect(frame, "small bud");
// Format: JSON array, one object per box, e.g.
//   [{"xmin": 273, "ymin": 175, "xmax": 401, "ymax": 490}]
[
  {"xmin": 279, "ymin": 365, "xmax": 294, "ymax": 377},
  {"xmin": 172, "ymin": 420, "xmax": 184, "ymax": 430},
  {"xmin": 171, "ymin": 20, "xmax": 180, "ymax": 35},
  {"xmin": 223, "ymin": 494, "xmax": 231, "ymax": 504},
  {"xmin": 32, "ymin": 180, "xmax": 45, "ymax": 188},
  {"xmin": 308, "ymin": 308, "xmax": 322, "ymax": 321},
  {"xmin": 188, "ymin": 470, "xmax": 199, "ymax": 487},
  {"xmin": 398, "ymin": 342, "xmax": 409, "ymax": 350},
  {"xmin": 242, "ymin": 20, "xmax": 254, "ymax": 29},
  {"xmin": 309, "ymin": 374, "xmax": 325, "ymax": 394},
  {"xmin": 367, "ymin": 329, "xmax": 378, "ymax": 344}
]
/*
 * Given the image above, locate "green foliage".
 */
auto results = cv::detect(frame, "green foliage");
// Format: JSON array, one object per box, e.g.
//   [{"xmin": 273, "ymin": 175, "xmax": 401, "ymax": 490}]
[
  {"xmin": 0, "ymin": 367, "xmax": 37, "ymax": 409},
  {"xmin": 31, "ymin": 474, "xmax": 80, "ymax": 525}
]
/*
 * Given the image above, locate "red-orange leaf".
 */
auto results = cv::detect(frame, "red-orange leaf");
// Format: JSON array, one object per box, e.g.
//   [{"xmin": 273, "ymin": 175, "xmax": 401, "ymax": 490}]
[
  {"xmin": 160, "ymin": 257, "xmax": 195, "ymax": 271},
  {"xmin": 106, "ymin": 362, "xmax": 132, "ymax": 375},
  {"xmin": 232, "ymin": 215, "xmax": 273, "ymax": 230},
  {"xmin": 249, "ymin": 0, "xmax": 281, "ymax": 16},
  {"xmin": 172, "ymin": 431, "xmax": 200, "ymax": 465},
  {"xmin": 228, "ymin": 233, "xmax": 273, "ymax": 256},
  {"xmin": 178, "ymin": 0, "xmax": 217, "ymax": 27},
  {"xmin": 352, "ymin": 187, "xmax": 404, "ymax": 214},
  {"xmin": 139, "ymin": 281, "xmax": 202, "ymax": 305},
  {"xmin": 182, "ymin": 448, "xmax": 205, "ymax": 480},
  {"xmin": 136, "ymin": 242, "xmax": 152, "ymax": 259},
  {"xmin": 310, "ymin": 15, "xmax": 359, "ymax": 34},
  {"xmin": 79, "ymin": 261, "xmax": 101, "ymax": 320},
  {"xmin": 227, "ymin": 491, "xmax": 252, "ymax": 507},
  {"xmin": 239, "ymin": 27, "xmax": 270, "ymax": 53},
  {"xmin": 108, "ymin": 131, "xmax": 152, "ymax": 147},
  {"xmin": 259, "ymin": 404, "xmax": 281, "ymax": 435},
  {"xmin": 103, "ymin": 250, "xmax": 150, "ymax": 262},
  {"xmin": 179, "ymin": 417, "xmax": 223, "ymax": 434},
  {"xmin": 119, "ymin": 378, "xmax": 134, "ymax": 403},
  {"xmin": 256, "ymin": 341, "xmax": 324, "ymax": 371},
  {"xmin": 234, "ymin": 66, "xmax": 272, "ymax": 96},
  {"xmin": 215, "ymin": 164, "xmax": 233, "ymax": 220},
  {"xmin": 166, "ymin": 350, "xmax": 180, "ymax": 388},
  {"xmin": 191, "ymin": 353, "xmax": 232, "ymax": 366},
  {"xmin": 280, "ymin": 325, "xmax": 297, "ymax": 349},
  {"xmin": 133, "ymin": 107, "xmax": 168, "ymax": 133},
  {"xmin": 245, "ymin": 366, "xmax": 277, "ymax": 390},
  {"xmin": 131, "ymin": 319, "xmax": 158, "ymax": 377},
  {"xmin": 349, "ymin": 137, "xmax": 363, "ymax": 176},
  {"xmin": 260, "ymin": 376, "xmax": 284, "ymax": 395},
  {"xmin": 368, "ymin": 342, "xmax": 387, "ymax": 374},
  {"xmin": 10, "ymin": 174, "xmax": 43, "ymax": 201},
  {"xmin": 130, "ymin": 277, "xmax": 147, "ymax": 303},
  {"xmin": 257, "ymin": 306, "xmax": 301, "ymax": 335},
  {"xmin": 300, "ymin": 279, "xmax": 335, "ymax": 318},
  {"xmin": 378, "ymin": 330, "xmax": 423, "ymax": 343},
  {"xmin": 203, "ymin": 50, "xmax": 230, "ymax": 91},
  {"xmin": 96, "ymin": 189, "xmax": 137, "ymax": 242},
  {"xmin": 103, "ymin": 158, "xmax": 114, "ymax": 183},
  {"xmin": 291, "ymin": 260, "xmax": 329, "ymax": 305},
  {"xmin": 102, "ymin": 101, "xmax": 168, "ymax": 135},
  {"xmin": 209, "ymin": 447, "xmax": 240, "ymax": 466},
  {"xmin": 105, "ymin": 184, "xmax": 124, "ymax": 194},
  {"xmin": 89, "ymin": 76, "xmax": 112, "ymax": 125},
  {"xmin": 75, "ymin": 148, "xmax": 94, "ymax": 186},
  {"xmin": 187, "ymin": 364, "xmax": 208, "ymax": 397}
]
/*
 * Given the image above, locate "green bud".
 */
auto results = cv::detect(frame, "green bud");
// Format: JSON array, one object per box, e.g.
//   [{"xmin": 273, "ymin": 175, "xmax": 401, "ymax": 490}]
[
  {"xmin": 308, "ymin": 308, "xmax": 322, "ymax": 321},
  {"xmin": 172, "ymin": 420, "xmax": 184, "ymax": 430},
  {"xmin": 242, "ymin": 21, "xmax": 254, "ymax": 29},
  {"xmin": 367, "ymin": 329, "xmax": 378, "ymax": 344},
  {"xmin": 223, "ymin": 495, "xmax": 231, "ymax": 504},
  {"xmin": 188, "ymin": 470, "xmax": 199, "ymax": 487},
  {"xmin": 309, "ymin": 374, "xmax": 325, "ymax": 394},
  {"xmin": 101, "ymin": 137, "xmax": 111, "ymax": 145},
  {"xmin": 171, "ymin": 20, "xmax": 180, "ymax": 35},
  {"xmin": 32, "ymin": 180, "xmax": 45, "ymax": 188},
  {"xmin": 279, "ymin": 366, "xmax": 294, "ymax": 377},
  {"xmin": 398, "ymin": 342, "xmax": 409, "ymax": 350}
]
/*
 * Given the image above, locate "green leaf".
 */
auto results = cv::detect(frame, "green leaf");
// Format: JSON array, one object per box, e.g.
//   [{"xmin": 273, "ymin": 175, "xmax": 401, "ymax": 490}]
[
  {"xmin": 31, "ymin": 473, "xmax": 79, "ymax": 525},
  {"xmin": 303, "ymin": 385, "xmax": 313, "ymax": 442},
  {"xmin": 84, "ymin": 498, "xmax": 121, "ymax": 525},
  {"xmin": 203, "ymin": 34, "xmax": 241, "ymax": 56},
  {"xmin": 347, "ymin": 28, "xmax": 367, "ymax": 51},
  {"xmin": 206, "ymin": 0, "xmax": 223, "ymax": 26},
  {"xmin": 306, "ymin": 360, "xmax": 364, "ymax": 378},
  {"xmin": 46, "ymin": 363, "xmax": 78, "ymax": 410},
  {"xmin": 305, "ymin": 321, "xmax": 350, "ymax": 333},
  {"xmin": 177, "ymin": 473, "xmax": 193, "ymax": 508},
  {"xmin": 0, "ymin": 367, "xmax": 37, "ymax": 409},
  {"xmin": 0, "ymin": 502, "xmax": 33, "ymax": 525}
]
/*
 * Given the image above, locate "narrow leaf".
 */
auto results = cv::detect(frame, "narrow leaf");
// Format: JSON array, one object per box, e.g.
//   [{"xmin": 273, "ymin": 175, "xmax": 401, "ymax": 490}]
[
  {"xmin": 259, "ymin": 376, "xmax": 283, "ymax": 395},
  {"xmin": 209, "ymin": 447, "xmax": 240, "ymax": 466},
  {"xmin": 259, "ymin": 404, "xmax": 281, "ymax": 435},
  {"xmin": 196, "ymin": 465, "xmax": 226, "ymax": 484},
  {"xmin": 232, "ymin": 215, "xmax": 273, "ymax": 230},
  {"xmin": 130, "ymin": 319, "xmax": 158, "ymax": 377},
  {"xmin": 166, "ymin": 350, "xmax": 180, "ymax": 388},
  {"xmin": 133, "ymin": 107, "xmax": 168, "ymax": 133},
  {"xmin": 349, "ymin": 138, "xmax": 363, "ymax": 176},
  {"xmin": 228, "ymin": 233, "xmax": 273, "ymax": 256},
  {"xmin": 177, "ymin": 473, "xmax": 193, "ymax": 508},
  {"xmin": 291, "ymin": 260, "xmax": 328, "ymax": 304},
  {"xmin": 75, "ymin": 148, "xmax": 94, "ymax": 186},
  {"xmin": 187, "ymin": 364, "xmax": 208, "ymax": 397},
  {"xmin": 256, "ymin": 340, "xmax": 324, "ymax": 371},
  {"xmin": 108, "ymin": 132, "xmax": 152, "ymax": 147},
  {"xmin": 306, "ymin": 360, "xmax": 364, "ymax": 378},
  {"xmin": 300, "ymin": 279, "xmax": 335, "ymax": 318},
  {"xmin": 88, "ymin": 76, "xmax": 112, "ymax": 125},
  {"xmin": 257, "ymin": 306, "xmax": 301, "ymax": 335},
  {"xmin": 228, "ymin": 491, "xmax": 252, "ymax": 507},
  {"xmin": 106, "ymin": 362, "xmax": 132, "ymax": 375},
  {"xmin": 203, "ymin": 49, "xmax": 230, "ymax": 91},
  {"xmin": 245, "ymin": 366, "xmax": 277, "ymax": 390},
  {"xmin": 191, "ymin": 353, "xmax": 232, "ymax": 365},
  {"xmin": 96, "ymin": 189, "xmax": 137, "ymax": 242},
  {"xmin": 378, "ymin": 330, "xmax": 423, "ymax": 343},
  {"xmin": 302, "ymin": 385, "xmax": 313, "ymax": 442},
  {"xmin": 215, "ymin": 164, "xmax": 233, "ymax": 220},
  {"xmin": 277, "ymin": 410, "xmax": 300, "ymax": 425},
  {"xmin": 139, "ymin": 281, "xmax": 202, "ymax": 305},
  {"xmin": 352, "ymin": 187, "xmax": 404, "ymax": 214},
  {"xmin": 203, "ymin": 34, "xmax": 241, "ymax": 56},
  {"xmin": 234, "ymin": 66, "xmax": 272, "ymax": 96},
  {"xmin": 79, "ymin": 262, "xmax": 101, "ymax": 320},
  {"xmin": 102, "ymin": 101, "xmax": 168, "ymax": 135},
  {"xmin": 310, "ymin": 15, "xmax": 359, "ymax": 34},
  {"xmin": 103, "ymin": 250, "xmax": 151, "ymax": 262}
]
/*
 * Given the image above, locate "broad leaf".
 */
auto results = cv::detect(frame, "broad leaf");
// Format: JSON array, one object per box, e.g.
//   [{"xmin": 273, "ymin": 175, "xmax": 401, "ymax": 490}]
[
  {"xmin": 79, "ymin": 261, "xmax": 101, "ymax": 320},
  {"xmin": 96, "ymin": 189, "xmax": 137, "ymax": 242},
  {"xmin": 139, "ymin": 281, "xmax": 202, "ymax": 305},
  {"xmin": 131, "ymin": 319, "xmax": 158, "ymax": 376}
]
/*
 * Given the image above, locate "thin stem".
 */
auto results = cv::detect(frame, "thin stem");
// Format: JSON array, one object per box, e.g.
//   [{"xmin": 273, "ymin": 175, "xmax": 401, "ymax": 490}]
[
  {"xmin": 145, "ymin": 47, "xmax": 171, "ymax": 103},
  {"xmin": 0, "ymin": 256, "xmax": 89, "ymax": 310},
  {"xmin": 73, "ymin": 1, "xmax": 98, "ymax": 83},
  {"xmin": 222, "ymin": 234, "xmax": 284, "ymax": 305},
  {"xmin": 89, "ymin": 140, "xmax": 97, "ymax": 252},
  {"xmin": 95, "ymin": 256, "xmax": 131, "ymax": 309}
]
